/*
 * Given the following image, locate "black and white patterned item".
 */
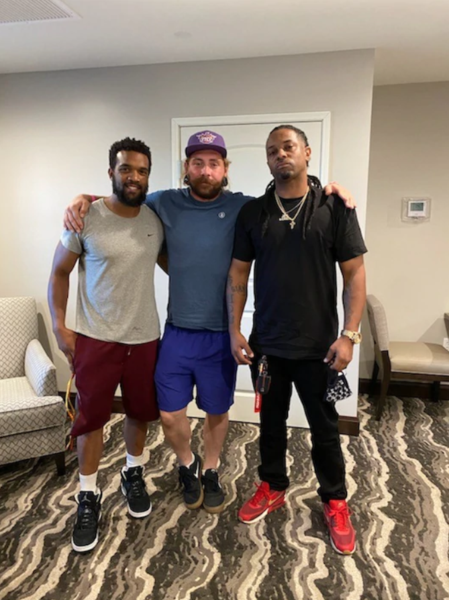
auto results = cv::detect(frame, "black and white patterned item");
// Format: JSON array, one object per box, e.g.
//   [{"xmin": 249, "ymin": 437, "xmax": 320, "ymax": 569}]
[{"xmin": 325, "ymin": 368, "xmax": 352, "ymax": 403}]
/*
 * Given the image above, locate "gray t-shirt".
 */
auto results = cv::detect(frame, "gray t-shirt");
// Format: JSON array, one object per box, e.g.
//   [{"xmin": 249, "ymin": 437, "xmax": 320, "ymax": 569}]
[{"xmin": 61, "ymin": 198, "xmax": 164, "ymax": 344}]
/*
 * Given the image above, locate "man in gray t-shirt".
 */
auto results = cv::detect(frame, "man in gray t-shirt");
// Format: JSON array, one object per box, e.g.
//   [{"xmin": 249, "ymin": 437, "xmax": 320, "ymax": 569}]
[{"xmin": 48, "ymin": 138, "xmax": 164, "ymax": 554}]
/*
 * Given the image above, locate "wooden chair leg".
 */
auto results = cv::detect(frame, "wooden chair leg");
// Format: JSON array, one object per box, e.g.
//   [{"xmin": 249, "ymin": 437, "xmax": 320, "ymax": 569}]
[
  {"xmin": 376, "ymin": 373, "xmax": 390, "ymax": 421},
  {"xmin": 430, "ymin": 381, "xmax": 440, "ymax": 403},
  {"xmin": 54, "ymin": 451, "xmax": 66, "ymax": 476},
  {"xmin": 369, "ymin": 361, "xmax": 380, "ymax": 396}
]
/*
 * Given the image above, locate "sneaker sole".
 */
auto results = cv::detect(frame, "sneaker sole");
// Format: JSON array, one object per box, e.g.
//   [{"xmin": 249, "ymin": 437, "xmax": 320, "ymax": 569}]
[
  {"xmin": 185, "ymin": 485, "xmax": 204, "ymax": 510},
  {"xmin": 121, "ymin": 483, "xmax": 152, "ymax": 518},
  {"xmin": 203, "ymin": 499, "xmax": 225, "ymax": 514},
  {"xmin": 71, "ymin": 512, "xmax": 101, "ymax": 553},
  {"xmin": 72, "ymin": 535, "xmax": 99, "ymax": 553},
  {"xmin": 239, "ymin": 497, "xmax": 285, "ymax": 524},
  {"xmin": 328, "ymin": 533, "xmax": 356, "ymax": 555}
]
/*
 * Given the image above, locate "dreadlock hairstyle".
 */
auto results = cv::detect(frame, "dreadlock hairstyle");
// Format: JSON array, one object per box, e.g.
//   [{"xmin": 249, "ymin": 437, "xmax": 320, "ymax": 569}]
[
  {"xmin": 261, "ymin": 125, "xmax": 323, "ymax": 238},
  {"xmin": 269, "ymin": 124, "xmax": 309, "ymax": 148},
  {"xmin": 109, "ymin": 137, "xmax": 152, "ymax": 172}
]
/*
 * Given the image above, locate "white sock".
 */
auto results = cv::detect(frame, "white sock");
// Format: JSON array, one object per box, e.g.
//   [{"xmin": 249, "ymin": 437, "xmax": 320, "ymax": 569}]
[
  {"xmin": 125, "ymin": 452, "xmax": 145, "ymax": 469},
  {"xmin": 180, "ymin": 452, "xmax": 195, "ymax": 468},
  {"xmin": 202, "ymin": 457, "xmax": 220, "ymax": 475},
  {"xmin": 79, "ymin": 472, "xmax": 99, "ymax": 494}
]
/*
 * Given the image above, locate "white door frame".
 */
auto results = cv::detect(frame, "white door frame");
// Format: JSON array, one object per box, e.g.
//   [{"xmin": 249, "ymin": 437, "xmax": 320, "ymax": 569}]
[
  {"xmin": 171, "ymin": 111, "xmax": 331, "ymax": 188},
  {"xmin": 170, "ymin": 112, "xmax": 334, "ymax": 426}
]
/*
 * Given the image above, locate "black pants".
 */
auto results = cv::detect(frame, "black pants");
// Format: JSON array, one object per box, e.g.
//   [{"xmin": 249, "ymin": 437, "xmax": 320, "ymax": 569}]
[{"xmin": 250, "ymin": 354, "xmax": 347, "ymax": 503}]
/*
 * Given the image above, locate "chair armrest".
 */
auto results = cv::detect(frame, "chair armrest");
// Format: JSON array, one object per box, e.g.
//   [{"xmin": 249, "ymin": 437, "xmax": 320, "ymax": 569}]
[{"xmin": 25, "ymin": 339, "xmax": 58, "ymax": 397}]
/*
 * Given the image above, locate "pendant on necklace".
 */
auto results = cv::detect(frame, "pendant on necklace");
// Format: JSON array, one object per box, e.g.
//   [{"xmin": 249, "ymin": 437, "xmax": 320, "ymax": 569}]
[
  {"xmin": 279, "ymin": 214, "xmax": 290, "ymax": 222},
  {"xmin": 290, "ymin": 221, "xmax": 296, "ymax": 230}
]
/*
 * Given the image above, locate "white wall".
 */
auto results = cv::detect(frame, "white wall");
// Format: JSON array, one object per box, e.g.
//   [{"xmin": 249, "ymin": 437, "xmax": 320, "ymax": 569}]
[
  {"xmin": 361, "ymin": 82, "xmax": 449, "ymax": 379},
  {"xmin": 0, "ymin": 50, "xmax": 374, "ymax": 415}
]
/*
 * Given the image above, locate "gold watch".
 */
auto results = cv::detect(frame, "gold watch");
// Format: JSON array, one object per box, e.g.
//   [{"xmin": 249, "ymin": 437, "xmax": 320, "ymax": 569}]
[{"xmin": 341, "ymin": 329, "xmax": 362, "ymax": 344}]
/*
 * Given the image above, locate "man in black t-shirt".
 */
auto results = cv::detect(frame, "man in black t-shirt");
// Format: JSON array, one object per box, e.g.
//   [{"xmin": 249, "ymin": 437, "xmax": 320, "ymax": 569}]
[{"xmin": 226, "ymin": 125, "xmax": 367, "ymax": 556}]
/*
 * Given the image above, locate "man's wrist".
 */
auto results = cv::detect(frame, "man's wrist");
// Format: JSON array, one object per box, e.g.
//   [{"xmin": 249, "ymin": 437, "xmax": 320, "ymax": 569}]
[
  {"xmin": 341, "ymin": 329, "xmax": 362, "ymax": 344},
  {"xmin": 53, "ymin": 322, "xmax": 67, "ymax": 334}
]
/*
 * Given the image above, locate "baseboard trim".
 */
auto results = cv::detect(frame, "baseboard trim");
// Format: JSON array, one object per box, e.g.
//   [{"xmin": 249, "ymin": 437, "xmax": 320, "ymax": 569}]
[
  {"xmin": 337, "ymin": 416, "xmax": 359, "ymax": 436},
  {"xmin": 359, "ymin": 378, "xmax": 449, "ymax": 400}
]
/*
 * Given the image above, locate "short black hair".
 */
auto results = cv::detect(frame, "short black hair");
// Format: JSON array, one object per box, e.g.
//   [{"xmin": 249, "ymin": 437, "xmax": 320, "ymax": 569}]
[
  {"xmin": 109, "ymin": 137, "xmax": 152, "ymax": 171},
  {"xmin": 269, "ymin": 124, "xmax": 309, "ymax": 147}
]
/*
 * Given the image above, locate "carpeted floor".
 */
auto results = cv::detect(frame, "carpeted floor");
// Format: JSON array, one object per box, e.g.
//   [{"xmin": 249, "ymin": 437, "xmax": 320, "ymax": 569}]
[{"xmin": 0, "ymin": 394, "xmax": 448, "ymax": 600}]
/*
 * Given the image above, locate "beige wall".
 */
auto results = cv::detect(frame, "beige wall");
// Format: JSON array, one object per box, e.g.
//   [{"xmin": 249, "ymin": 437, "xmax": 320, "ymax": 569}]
[
  {"xmin": 361, "ymin": 82, "xmax": 449, "ymax": 378},
  {"xmin": 0, "ymin": 50, "xmax": 374, "ymax": 410}
]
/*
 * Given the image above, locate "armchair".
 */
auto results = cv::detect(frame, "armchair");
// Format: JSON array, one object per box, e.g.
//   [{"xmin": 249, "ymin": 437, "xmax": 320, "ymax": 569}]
[{"xmin": 0, "ymin": 297, "xmax": 66, "ymax": 474}]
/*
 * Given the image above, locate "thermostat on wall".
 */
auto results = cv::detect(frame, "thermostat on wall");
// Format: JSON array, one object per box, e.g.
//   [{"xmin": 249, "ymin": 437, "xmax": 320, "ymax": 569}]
[{"xmin": 401, "ymin": 197, "xmax": 431, "ymax": 223}]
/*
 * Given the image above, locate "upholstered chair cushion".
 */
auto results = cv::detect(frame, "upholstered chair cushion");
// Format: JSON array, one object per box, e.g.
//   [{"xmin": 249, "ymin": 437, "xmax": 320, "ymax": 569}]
[
  {"xmin": 0, "ymin": 377, "xmax": 65, "ymax": 437},
  {"xmin": 389, "ymin": 342, "xmax": 449, "ymax": 375},
  {"xmin": 25, "ymin": 339, "xmax": 58, "ymax": 397}
]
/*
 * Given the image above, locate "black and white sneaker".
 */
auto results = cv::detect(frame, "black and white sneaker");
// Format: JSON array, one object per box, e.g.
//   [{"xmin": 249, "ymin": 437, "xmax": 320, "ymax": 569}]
[
  {"xmin": 178, "ymin": 453, "xmax": 204, "ymax": 509},
  {"xmin": 72, "ymin": 490, "xmax": 102, "ymax": 553},
  {"xmin": 121, "ymin": 466, "xmax": 152, "ymax": 518},
  {"xmin": 202, "ymin": 469, "xmax": 225, "ymax": 514}
]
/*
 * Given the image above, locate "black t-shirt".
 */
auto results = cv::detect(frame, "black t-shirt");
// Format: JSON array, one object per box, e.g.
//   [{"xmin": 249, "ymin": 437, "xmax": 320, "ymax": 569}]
[{"xmin": 232, "ymin": 186, "xmax": 367, "ymax": 360}]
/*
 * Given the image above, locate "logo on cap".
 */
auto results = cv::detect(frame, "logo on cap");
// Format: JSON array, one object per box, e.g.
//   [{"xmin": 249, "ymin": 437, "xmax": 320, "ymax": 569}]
[{"xmin": 197, "ymin": 131, "xmax": 217, "ymax": 145}]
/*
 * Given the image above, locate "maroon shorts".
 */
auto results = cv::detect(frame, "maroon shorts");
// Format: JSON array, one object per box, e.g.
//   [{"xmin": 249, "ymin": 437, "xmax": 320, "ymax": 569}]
[{"xmin": 72, "ymin": 334, "xmax": 159, "ymax": 437}]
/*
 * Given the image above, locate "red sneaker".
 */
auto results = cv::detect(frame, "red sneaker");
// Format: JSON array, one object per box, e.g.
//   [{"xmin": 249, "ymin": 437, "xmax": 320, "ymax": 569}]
[
  {"xmin": 323, "ymin": 499, "xmax": 356, "ymax": 555},
  {"xmin": 239, "ymin": 482, "xmax": 286, "ymax": 524}
]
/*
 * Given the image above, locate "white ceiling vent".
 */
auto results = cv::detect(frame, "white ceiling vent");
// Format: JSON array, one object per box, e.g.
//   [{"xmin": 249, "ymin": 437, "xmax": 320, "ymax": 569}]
[{"xmin": 0, "ymin": 0, "xmax": 79, "ymax": 25}]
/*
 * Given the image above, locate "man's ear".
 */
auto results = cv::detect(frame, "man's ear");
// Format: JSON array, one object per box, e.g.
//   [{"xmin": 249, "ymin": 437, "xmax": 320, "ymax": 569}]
[{"xmin": 305, "ymin": 146, "xmax": 312, "ymax": 164}]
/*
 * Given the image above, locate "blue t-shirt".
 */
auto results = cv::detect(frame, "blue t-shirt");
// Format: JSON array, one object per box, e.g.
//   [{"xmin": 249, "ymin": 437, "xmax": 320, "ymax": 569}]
[{"xmin": 146, "ymin": 188, "xmax": 253, "ymax": 331}]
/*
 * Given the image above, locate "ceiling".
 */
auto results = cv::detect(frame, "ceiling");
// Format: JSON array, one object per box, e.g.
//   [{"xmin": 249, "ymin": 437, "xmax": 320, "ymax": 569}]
[{"xmin": 1, "ymin": 0, "xmax": 448, "ymax": 85}]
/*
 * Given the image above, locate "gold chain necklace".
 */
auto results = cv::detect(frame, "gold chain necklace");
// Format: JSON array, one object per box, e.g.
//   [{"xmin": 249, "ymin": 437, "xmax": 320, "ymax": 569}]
[{"xmin": 274, "ymin": 188, "xmax": 309, "ymax": 230}]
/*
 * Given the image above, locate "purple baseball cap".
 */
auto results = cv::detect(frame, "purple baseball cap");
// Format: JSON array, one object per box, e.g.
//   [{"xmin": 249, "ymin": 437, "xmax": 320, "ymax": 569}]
[{"xmin": 185, "ymin": 130, "xmax": 227, "ymax": 159}]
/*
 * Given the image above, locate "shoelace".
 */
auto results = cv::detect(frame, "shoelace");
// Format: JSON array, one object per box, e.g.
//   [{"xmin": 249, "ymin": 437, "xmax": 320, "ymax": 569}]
[
  {"xmin": 328, "ymin": 504, "xmax": 352, "ymax": 530},
  {"xmin": 250, "ymin": 482, "xmax": 271, "ymax": 506},
  {"xmin": 125, "ymin": 468, "xmax": 147, "ymax": 498},
  {"xmin": 128, "ymin": 476, "xmax": 146, "ymax": 498},
  {"xmin": 77, "ymin": 499, "xmax": 98, "ymax": 530},
  {"xmin": 202, "ymin": 471, "xmax": 220, "ymax": 493}
]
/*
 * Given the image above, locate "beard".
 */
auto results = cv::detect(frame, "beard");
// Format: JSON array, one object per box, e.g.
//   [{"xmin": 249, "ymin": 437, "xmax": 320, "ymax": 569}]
[
  {"xmin": 112, "ymin": 178, "xmax": 148, "ymax": 207},
  {"xmin": 271, "ymin": 162, "xmax": 296, "ymax": 181},
  {"xmin": 278, "ymin": 170, "xmax": 294, "ymax": 181},
  {"xmin": 187, "ymin": 175, "xmax": 224, "ymax": 200}
]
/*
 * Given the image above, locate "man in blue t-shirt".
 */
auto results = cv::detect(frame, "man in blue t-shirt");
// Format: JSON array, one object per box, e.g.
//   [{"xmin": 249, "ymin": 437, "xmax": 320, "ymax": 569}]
[{"xmin": 64, "ymin": 129, "xmax": 355, "ymax": 516}]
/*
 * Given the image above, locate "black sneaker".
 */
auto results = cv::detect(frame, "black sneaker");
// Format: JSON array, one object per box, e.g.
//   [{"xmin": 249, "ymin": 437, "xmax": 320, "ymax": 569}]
[
  {"xmin": 72, "ymin": 491, "xmax": 102, "ymax": 553},
  {"xmin": 178, "ymin": 453, "xmax": 204, "ymax": 509},
  {"xmin": 202, "ymin": 469, "xmax": 225, "ymax": 514},
  {"xmin": 120, "ymin": 466, "xmax": 152, "ymax": 518}
]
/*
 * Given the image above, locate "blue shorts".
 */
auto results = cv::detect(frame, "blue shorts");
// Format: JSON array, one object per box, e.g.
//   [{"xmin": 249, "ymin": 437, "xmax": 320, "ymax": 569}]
[{"xmin": 155, "ymin": 324, "xmax": 237, "ymax": 414}]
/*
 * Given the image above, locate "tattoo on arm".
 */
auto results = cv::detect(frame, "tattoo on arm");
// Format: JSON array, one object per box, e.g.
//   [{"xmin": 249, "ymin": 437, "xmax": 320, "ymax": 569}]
[{"xmin": 226, "ymin": 275, "xmax": 248, "ymax": 326}]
